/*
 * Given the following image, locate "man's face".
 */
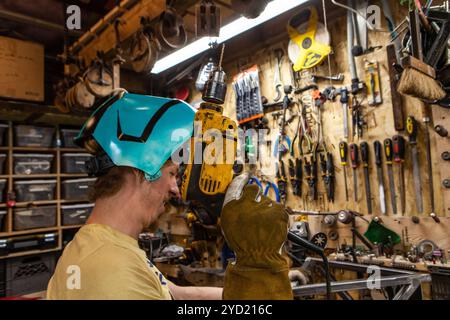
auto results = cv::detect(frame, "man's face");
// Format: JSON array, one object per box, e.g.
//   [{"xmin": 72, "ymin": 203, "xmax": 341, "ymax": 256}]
[{"xmin": 140, "ymin": 162, "xmax": 180, "ymax": 225}]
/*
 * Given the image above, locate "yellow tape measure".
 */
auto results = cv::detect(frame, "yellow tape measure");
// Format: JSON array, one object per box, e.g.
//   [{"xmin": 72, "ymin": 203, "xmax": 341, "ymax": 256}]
[{"xmin": 287, "ymin": 6, "xmax": 331, "ymax": 72}]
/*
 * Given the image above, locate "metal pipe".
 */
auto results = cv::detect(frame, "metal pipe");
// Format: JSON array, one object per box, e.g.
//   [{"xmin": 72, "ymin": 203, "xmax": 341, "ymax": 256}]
[{"xmin": 0, "ymin": 8, "xmax": 82, "ymax": 35}]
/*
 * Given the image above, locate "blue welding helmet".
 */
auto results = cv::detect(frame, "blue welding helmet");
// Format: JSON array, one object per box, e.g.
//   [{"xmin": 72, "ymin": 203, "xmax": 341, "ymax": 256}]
[{"xmin": 75, "ymin": 90, "xmax": 196, "ymax": 181}]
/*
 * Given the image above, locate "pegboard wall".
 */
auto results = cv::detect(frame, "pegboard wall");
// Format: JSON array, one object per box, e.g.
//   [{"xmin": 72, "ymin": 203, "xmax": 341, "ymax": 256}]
[{"xmin": 185, "ymin": 0, "xmax": 450, "ymax": 252}]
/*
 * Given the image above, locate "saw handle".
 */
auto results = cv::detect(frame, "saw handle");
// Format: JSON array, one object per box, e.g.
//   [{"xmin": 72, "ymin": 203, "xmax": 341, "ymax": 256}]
[
  {"xmin": 349, "ymin": 143, "xmax": 359, "ymax": 169},
  {"xmin": 374, "ymin": 140, "xmax": 382, "ymax": 167},
  {"xmin": 360, "ymin": 142, "xmax": 369, "ymax": 167},
  {"xmin": 339, "ymin": 141, "xmax": 348, "ymax": 166},
  {"xmin": 384, "ymin": 138, "xmax": 394, "ymax": 163},
  {"xmin": 393, "ymin": 135, "xmax": 406, "ymax": 163}
]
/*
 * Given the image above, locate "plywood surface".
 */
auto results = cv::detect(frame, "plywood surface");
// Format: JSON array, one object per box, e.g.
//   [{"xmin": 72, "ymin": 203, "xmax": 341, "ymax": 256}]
[{"xmin": 188, "ymin": 1, "xmax": 449, "ymax": 252}]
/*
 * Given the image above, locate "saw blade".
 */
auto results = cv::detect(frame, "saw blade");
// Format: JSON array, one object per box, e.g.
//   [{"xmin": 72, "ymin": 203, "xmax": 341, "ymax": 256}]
[{"xmin": 376, "ymin": 166, "xmax": 386, "ymax": 214}]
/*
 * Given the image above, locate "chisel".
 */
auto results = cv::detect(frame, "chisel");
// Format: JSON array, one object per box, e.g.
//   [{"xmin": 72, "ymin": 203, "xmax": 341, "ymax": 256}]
[
  {"xmin": 393, "ymin": 135, "xmax": 406, "ymax": 215},
  {"xmin": 406, "ymin": 116, "xmax": 423, "ymax": 213},
  {"xmin": 349, "ymin": 143, "xmax": 359, "ymax": 202},
  {"xmin": 384, "ymin": 138, "xmax": 397, "ymax": 214},
  {"xmin": 374, "ymin": 141, "xmax": 387, "ymax": 214},
  {"xmin": 339, "ymin": 141, "xmax": 349, "ymax": 201},
  {"xmin": 360, "ymin": 142, "xmax": 372, "ymax": 214}
]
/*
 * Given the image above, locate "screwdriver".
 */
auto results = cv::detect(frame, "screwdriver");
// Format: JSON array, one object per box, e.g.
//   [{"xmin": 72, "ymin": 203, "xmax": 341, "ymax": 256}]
[
  {"xmin": 406, "ymin": 116, "xmax": 423, "ymax": 214},
  {"xmin": 360, "ymin": 142, "xmax": 372, "ymax": 214},
  {"xmin": 393, "ymin": 135, "xmax": 406, "ymax": 215},
  {"xmin": 349, "ymin": 143, "xmax": 359, "ymax": 202},
  {"xmin": 339, "ymin": 141, "xmax": 349, "ymax": 201},
  {"xmin": 384, "ymin": 138, "xmax": 397, "ymax": 214}
]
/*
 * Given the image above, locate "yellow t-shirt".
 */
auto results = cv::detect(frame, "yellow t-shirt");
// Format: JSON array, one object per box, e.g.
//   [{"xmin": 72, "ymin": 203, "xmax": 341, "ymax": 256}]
[{"xmin": 47, "ymin": 223, "xmax": 172, "ymax": 300}]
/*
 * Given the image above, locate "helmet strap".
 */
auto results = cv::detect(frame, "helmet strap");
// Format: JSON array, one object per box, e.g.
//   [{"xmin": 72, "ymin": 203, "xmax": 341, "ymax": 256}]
[{"xmin": 86, "ymin": 152, "xmax": 115, "ymax": 176}]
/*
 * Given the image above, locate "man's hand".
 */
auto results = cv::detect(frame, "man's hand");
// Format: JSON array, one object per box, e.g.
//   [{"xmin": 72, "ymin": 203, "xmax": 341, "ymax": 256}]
[{"xmin": 220, "ymin": 182, "xmax": 293, "ymax": 300}]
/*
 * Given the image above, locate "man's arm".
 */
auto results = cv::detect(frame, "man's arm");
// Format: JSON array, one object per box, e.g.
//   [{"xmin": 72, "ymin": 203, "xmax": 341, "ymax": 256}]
[{"xmin": 167, "ymin": 281, "xmax": 223, "ymax": 300}]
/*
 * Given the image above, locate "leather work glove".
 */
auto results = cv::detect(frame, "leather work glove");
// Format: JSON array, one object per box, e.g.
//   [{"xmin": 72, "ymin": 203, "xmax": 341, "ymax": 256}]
[{"xmin": 220, "ymin": 174, "xmax": 293, "ymax": 300}]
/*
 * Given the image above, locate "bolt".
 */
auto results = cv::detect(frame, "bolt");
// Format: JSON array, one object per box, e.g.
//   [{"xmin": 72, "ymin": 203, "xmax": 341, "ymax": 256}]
[
  {"xmin": 443, "ymin": 179, "xmax": 450, "ymax": 189},
  {"xmin": 435, "ymin": 125, "xmax": 449, "ymax": 137},
  {"xmin": 442, "ymin": 152, "xmax": 450, "ymax": 161}
]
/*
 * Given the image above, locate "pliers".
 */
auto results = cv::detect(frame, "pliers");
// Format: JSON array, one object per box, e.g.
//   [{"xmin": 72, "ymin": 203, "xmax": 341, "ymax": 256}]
[{"xmin": 248, "ymin": 176, "xmax": 281, "ymax": 203}]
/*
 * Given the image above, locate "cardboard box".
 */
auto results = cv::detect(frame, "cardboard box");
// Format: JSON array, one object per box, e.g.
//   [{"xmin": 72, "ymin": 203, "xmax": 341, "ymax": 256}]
[{"xmin": 0, "ymin": 36, "xmax": 44, "ymax": 102}]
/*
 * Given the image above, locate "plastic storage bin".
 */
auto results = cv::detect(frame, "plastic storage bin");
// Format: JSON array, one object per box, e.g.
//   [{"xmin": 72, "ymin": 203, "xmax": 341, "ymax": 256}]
[
  {"xmin": 0, "ymin": 233, "xmax": 58, "ymax": 257},
  {"xmin": 0, "ymin": 154, "xmax": 6, "ymax": 175},
  {"xmin": 5, "ymin": 252, "xmax": 56, "ymax": 296},
  {"xmin": 61, "ymin": 203, "xmax": 94, "ymax": 225},
  {"xmin": 0, "ymin": 153, "xmax": 6, "ymax": 174},
  {"xmin": 0, "ymin": 179, "xmax": 6, "ymax": 202},
  {"xmin": 14, "ymin": 125, "xmax": 55, "ymax": 147},
  {"xmin": 0, "ymin": 123, "xmax": 7, "ymax": 146},
  {"xmin": 0, "ymin": 210, "xmax": 6, "ymax": 232},
  {"xmin": 13, "ymin": 205, "xmax": 56, "ymax": 231},
  {"xmin": 61, "ymin": 153, "xmax": 92, "ymax": 173},
  {"xmin": 62, "ymin": 178, "xmax": 96, "ymax": 200},
  {"xmin": 60, "ymin": 128, "xmax": 81, "ymax": 148},
  {"xmin": 14, "ymin": 180, "xmax": 56, "ymax": 202},
  {"xmin": 13, "ymin": 154, "xmax": 54, "ymax": 175}
]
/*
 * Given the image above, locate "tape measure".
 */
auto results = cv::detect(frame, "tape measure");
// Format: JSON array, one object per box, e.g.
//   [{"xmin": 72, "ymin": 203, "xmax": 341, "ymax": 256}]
[{"xmin": 287, "ymin": 6, "xmax": 331, "ymax": 72}]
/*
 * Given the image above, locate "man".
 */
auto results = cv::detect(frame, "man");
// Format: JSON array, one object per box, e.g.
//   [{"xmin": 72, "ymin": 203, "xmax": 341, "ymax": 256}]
[
  {"xmin": 47, "ymin": 91, "xmax": 295, "ymax": 300},
  {"xmin": 47, "ymin": 92, "xmax": 222, "ymax": 299}
]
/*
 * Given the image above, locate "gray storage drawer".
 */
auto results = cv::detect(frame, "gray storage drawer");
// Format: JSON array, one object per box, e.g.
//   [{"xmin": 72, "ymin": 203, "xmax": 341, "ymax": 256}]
[
  {"xmin": 0, "ymin": 123, "xmax": 7, "ymax": 146},
  {"xmin": 62, "ymin": 178, "xmax": 96, "ymax": 200},
  {"xmin": 13, "ymin": 154, "xmax": 54, "ymax": 175},
  {"xmin": 14, "ymin": 180, "xmax": 56, "ymax": 202},
  {"xmin": 14, "ymin": 125, "xmax": 55, "ymax": 147},
  {"xmin": 61, "ymin": 153, "xmax": 92, "ymax": 173},
  {"xmin": 61, "ymin": 203, "xmax": 94, "ymax": 225},
  {"xmin": 0, "ymin": 179, "xmax": 6, "ymax": 202},
  {"xmin": 0, "ymin": 210, "xmax": 6, "ymax": 232},
  {"xmin": 60, "ymin": 128, "xmax": 81, "ymax": 148},
  {"xmin": 0, "ymin": 154, "xmax": 6, "ymax": 175},
  {"xmin": 13, "ymin": 205, "xmax": 57, "ymax": 231}
]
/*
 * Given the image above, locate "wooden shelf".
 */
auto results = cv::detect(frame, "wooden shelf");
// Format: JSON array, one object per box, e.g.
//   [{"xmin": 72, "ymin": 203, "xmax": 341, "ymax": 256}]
[
  {"xmin": 13, "ymin": 174, "xmax": 58, "ymax": 179},
  {"xmin": 60, "ymin": 225, "xmax": 83, "ymax": 230},
  {"xmin": 14, "ymin": 200, "xmax": 58, "ymax": 207},
  {"xmin": 59, "ymin": 148, "xmax": 85, "ymax": 152},
  {"xmin": 12, "ymin": 147, "xmax": 57, "ymax": 152},
  {"xmin": 0, "ymin": 247, "xmax": 61, "ymax": 260},
  {"xmin": 0, "ymin": 121, "xmax": 89, "ymax": 258},
  {"xmin": 0, "ymin": 226, "xmax": 59, "ymax": 237},
  {"xmin": 59, "ymin": 173, "xmax": 88, "ymax": 178},
  {"xmin": 59, "ymin": 199, "xmax": 91, "ymax": 204}
]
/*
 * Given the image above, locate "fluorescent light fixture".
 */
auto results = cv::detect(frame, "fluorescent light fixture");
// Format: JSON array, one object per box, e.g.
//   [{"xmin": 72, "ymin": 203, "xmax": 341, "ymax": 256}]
[{"xmin": 151, "ymin": 0, "xmax": 308, "ymax": 74}]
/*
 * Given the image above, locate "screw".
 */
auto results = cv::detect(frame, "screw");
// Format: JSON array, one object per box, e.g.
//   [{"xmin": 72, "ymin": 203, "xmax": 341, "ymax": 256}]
[{"xmin": 435, "ymin": 125, "xmax": 449, "ymax": 137}]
